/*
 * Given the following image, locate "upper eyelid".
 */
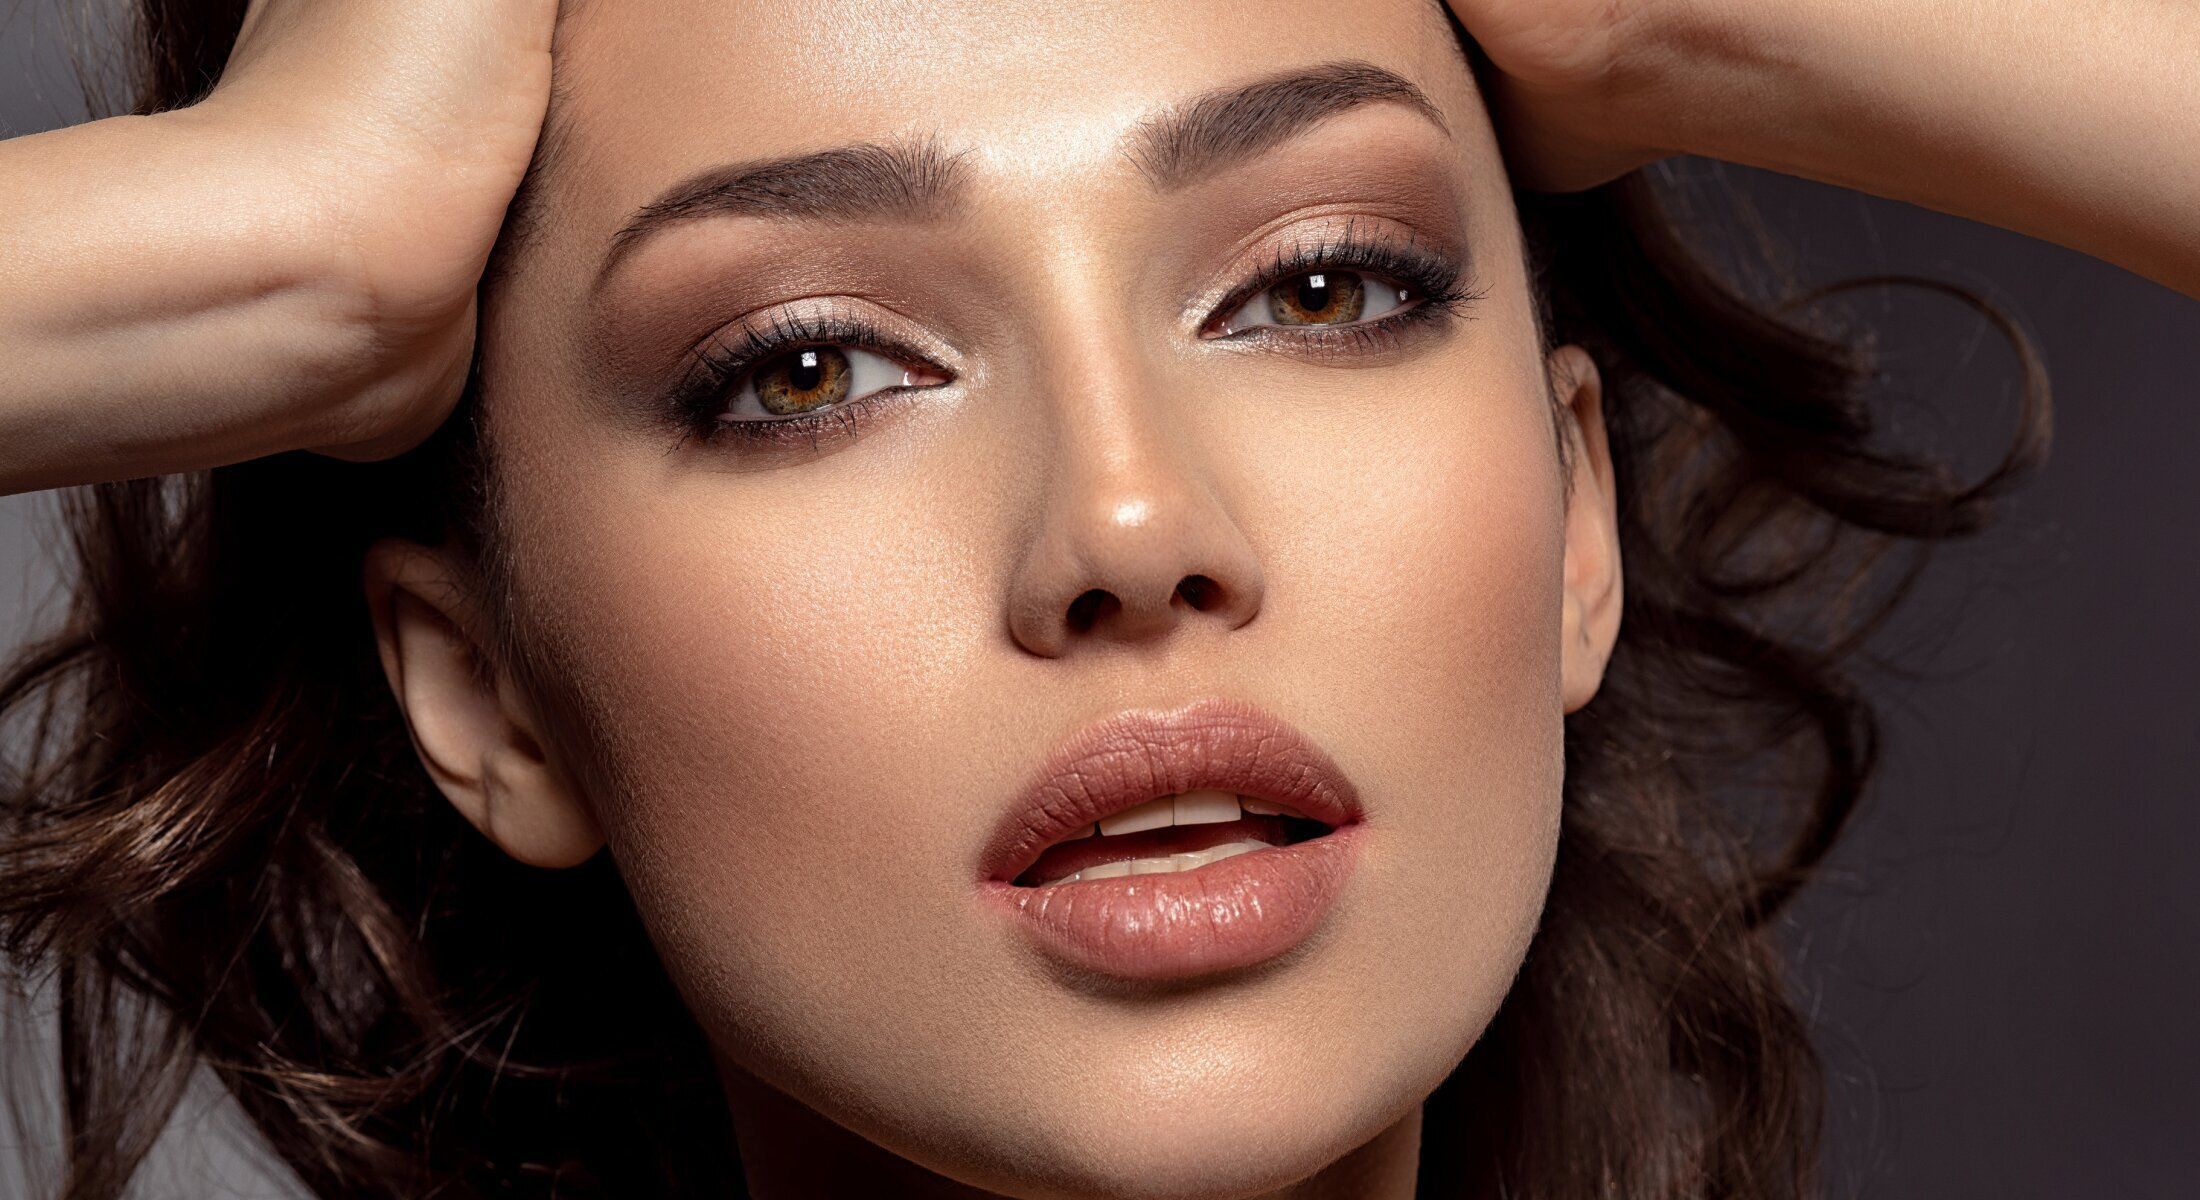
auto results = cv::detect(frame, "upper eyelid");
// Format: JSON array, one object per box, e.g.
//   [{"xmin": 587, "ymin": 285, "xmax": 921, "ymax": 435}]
[
  {"xmin": 1229, "ymin": 217, "xmax": 1441, "ymax": 276},
  {"xmin": 1232, "ymin": 252, "xmax": 1405, "ymax": 304},
  {"xmin": 694, "ymin": 293, "xmax": 956, "ymax": 357},
  {"xmin": 677, "ymin": 227, "xmax": 1454, "ymax": 378},
  {"xmin": 1202, "ymin": 233, "xmax": 1455, "ymax": 324},
  {"xmin": 688, "ymin": 304, "xmax": 949, "ymax": 382}
]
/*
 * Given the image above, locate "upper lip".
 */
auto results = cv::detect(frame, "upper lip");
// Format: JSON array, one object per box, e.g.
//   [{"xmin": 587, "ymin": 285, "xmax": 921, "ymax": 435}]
[{"xmin": 978, "ymin": 696, "xmax": 1364, "ymax": 883}]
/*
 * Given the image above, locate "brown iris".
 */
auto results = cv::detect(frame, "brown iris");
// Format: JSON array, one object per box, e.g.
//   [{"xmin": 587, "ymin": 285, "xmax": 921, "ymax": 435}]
[
  {"xmin": 1268, "ymin": 270, "xmax": 1367, "ymax": 325},
  {"xmin": 755, "ymin": 347, "xmax": 851, "ymax": 416}
]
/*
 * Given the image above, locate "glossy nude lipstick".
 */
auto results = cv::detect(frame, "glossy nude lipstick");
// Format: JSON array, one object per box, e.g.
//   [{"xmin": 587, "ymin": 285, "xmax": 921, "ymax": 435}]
[{"xmin": 976, "ymin": 696, "xmax": 1365, "ymax": 982}]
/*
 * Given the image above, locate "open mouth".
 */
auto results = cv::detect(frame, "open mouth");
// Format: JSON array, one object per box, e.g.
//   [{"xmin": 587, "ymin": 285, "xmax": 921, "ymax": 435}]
[
  {"xmin": 980, "ymin": 698, "xmax": 1364, "ymax": 980},
  {"xmin": 1010, "ymin": 789, "xmax": 1336, "ymax": 887}
]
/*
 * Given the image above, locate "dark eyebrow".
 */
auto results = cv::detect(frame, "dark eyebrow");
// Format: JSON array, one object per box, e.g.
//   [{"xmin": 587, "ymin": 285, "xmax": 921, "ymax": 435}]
[
  {"xmin": 592, "ymin": 138, "xmax": 969, "ymax": 289},
  {"xmin": 1127, "ymin": 61, "xmax": 1449, "ymax": 190},
  {"xmin": 570, "ymin": 61, "xmax": 1441, "ymax": 294}
]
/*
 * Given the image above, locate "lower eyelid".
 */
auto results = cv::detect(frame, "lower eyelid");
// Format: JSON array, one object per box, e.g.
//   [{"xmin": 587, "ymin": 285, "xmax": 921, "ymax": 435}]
[
  {"xmin": 1211, "ymin": 279, "xmax": 1420, "ymax": 339},
  {"xmin": 679, "ymin": 255, "xmax": 1459, "ymax": 448},
  {"xmin": 703, "ymin": 383, "xmax": 921, "ymax": 451},
  {"xmin": 1216, "ymin": 299, "xmax": 1460, "ymax": 360}
]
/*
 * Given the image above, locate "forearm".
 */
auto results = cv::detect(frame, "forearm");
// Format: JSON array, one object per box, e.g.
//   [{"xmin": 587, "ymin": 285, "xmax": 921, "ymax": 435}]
[
  {"xmin": 1669, "ymin": 0, "xmax": 2199, "ymax": 296},
  {"xmin": 0, "ymin": 106, "xmax": 383, "ymax": 495}
]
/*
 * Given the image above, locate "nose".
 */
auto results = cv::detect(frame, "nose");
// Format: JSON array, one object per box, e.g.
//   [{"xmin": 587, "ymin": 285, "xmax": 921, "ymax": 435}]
[{"xmin": 1005, "ymin": 374, "xmax": 1266, "ymax": 658}]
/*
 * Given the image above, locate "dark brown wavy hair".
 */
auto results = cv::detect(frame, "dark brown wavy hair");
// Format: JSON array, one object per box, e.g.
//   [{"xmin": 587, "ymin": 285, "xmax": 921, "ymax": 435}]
[{"xmin": 1, "ymin": 3, "xmax": 2049, "ymax": 1197}]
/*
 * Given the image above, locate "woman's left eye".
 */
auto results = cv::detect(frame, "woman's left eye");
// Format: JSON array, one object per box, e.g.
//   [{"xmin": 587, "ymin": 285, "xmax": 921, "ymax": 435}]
[
  {"xmin": 724, "ymin": 344, "xmax": 935, "ymax": 423},
  {"xmin": 1212, "ymin": 270, "xmax": 1416, "ymax": 336}
]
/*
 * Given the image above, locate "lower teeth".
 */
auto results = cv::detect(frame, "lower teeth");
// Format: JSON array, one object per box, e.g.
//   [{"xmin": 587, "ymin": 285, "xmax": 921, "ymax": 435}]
[{"xmin": 1039, "ymin": 840, "xmax": 1269, "ymax": 887}]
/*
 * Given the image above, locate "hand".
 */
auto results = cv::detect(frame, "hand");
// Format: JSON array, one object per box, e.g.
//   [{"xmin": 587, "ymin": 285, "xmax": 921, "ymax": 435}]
[
  {"xmin": 202, "ymin": 0, "xmax": 557, "ymax": 459},
  {"xmin": 1442, "ymin": 0, "xmax": 1689, "ymax": 191}
]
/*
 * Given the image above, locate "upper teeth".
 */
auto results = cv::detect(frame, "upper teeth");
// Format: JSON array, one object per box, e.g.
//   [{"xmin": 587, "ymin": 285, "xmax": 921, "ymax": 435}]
[
  {"xmin": 1054, "ymin": 790, "xmax": 1304, "ymax": 841},
  {"xmin": 1040, "ymin": 840, "xmax": 1268, "ymax": 887}
]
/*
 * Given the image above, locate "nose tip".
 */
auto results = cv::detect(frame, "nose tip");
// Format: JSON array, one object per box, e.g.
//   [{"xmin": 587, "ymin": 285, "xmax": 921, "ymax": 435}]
[
  {"xmin": 999, "ymin": 311, "xmax": 1269, "ymax": 659},
  {"xmin": 1006, "ymin": 478, "xmax": 1265, "ymax": 658}
]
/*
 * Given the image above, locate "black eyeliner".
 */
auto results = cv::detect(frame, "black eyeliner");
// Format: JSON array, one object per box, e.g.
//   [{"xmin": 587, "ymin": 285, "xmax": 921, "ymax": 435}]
[
  {"xmin": 666, "ymin": 309, "xmax": 946, "ymax": 449},
  {"xmin": 664, "ymin": 223, "xmax": 1480, "ymax": 453},
  {"xmin": 1204, "ymin": 220, "xmax": 1483, "ymax": 348}
]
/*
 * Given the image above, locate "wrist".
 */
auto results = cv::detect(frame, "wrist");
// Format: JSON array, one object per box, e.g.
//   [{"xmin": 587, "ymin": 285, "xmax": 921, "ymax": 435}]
[
  {"xmin": 1630, "ymin": 0, "xmax": 2006, "ymax": 202},
  {"xmin": 133, "ymin": 101, "xmax": 424, "ymax": 450},
  {"xmin": 144, "ymin": 97, "xmax": 369, "ymax": 299},
  {"xmin": 1481, "ymin": 0, "xmax": 1797, "ymax": 189},
  {"xmin": 167, "ymin": 87, "xmax": 490, "ymax": 457},
  {"xmin": 1608, "ymin": 0, "xmax": 1826, "ymax": 167}
]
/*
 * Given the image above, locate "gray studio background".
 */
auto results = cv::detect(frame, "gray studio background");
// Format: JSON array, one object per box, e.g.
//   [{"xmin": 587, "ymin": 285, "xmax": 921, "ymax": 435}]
[{"xmin": 3, "ymin": 2, "xmax": 2196, "ymax": 1197}]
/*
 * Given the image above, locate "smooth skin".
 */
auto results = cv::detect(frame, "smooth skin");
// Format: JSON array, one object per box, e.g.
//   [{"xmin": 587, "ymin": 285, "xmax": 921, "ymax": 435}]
[
  {"xmin": 0, "ymin": 3, "xmax": 2193, "ymax": 1200},
  {"xmin": 0, "ymin": 0, "xmax": 555, "ymax": 492},
  {"xmin": 1, "ymin": 0, "xmax": 2192, "ymax": 495},
  {"xmin": 368, "ymin": 5, "xmax": 1610, "ymax": 1198},
  {"xmin": 1455, "ymin": 0, "xmax": 2200, "ymax": 295}
]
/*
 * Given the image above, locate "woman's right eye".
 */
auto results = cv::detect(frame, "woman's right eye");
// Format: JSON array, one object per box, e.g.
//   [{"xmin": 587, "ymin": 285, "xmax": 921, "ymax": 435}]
[{"xmin": 721, "ymin": 344, "xmax": 941, "ymax": 424}]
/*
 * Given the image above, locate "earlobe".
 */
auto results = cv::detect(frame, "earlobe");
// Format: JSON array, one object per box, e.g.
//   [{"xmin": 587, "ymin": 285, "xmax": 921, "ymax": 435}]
[
  {"xmin": 362, "ymin": 540, "xmax": 605, "ymax": 869},
  {"xmin": 1549, "ymin": 344, "xmax": 1623, "ymax": 714}
]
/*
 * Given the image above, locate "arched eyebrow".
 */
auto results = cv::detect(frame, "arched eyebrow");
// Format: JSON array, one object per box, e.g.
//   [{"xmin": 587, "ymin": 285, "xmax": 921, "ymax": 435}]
[
  {"xmin": 1125, "ymin": 60, "xmax": 1449, "ymax": 189},
  {"xmin": 579, "ymin": 59, "xmax": 1447, "ymax": 294},
  {"xmin": 590, "ymin": 138, "xmax": 971, "ymax": 285}
]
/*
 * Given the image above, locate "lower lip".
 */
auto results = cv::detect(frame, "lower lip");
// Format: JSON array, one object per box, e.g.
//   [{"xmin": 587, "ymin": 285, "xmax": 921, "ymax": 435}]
[{"xmin": 979, "ymin": 824, "xmax": 1364, "ymax": 982}]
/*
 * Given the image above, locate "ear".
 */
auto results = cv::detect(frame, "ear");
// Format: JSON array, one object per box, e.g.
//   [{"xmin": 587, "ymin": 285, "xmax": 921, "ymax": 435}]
[
  {"xmin": 1550, "ymin": 344, "xmax": 1623, "ymax": 714},
  {"xmin": 362, "ymin": 540, "xmax": 605, "ymax": 868}
]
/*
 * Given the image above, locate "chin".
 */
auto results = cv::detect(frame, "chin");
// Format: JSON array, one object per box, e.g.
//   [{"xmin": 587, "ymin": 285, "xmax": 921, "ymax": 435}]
[
  {"xmin": 941, "ymin": 1123, "xmax": 1372, "ymax": 1200},
  {"xmin": 885, "ymin": 1041, "xmax": 1427, "ymax": 1200}
]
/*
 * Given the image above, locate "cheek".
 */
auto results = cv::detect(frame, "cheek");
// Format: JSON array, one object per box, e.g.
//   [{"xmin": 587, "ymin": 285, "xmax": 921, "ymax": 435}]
[
  {"xmin": 1264, "ymin": 367, "xmax": 1565, "ymax": 728},
  {"xmin": 1239, "ymin": 350, "xmax": 1569, "ymax": 1046},
  {"xmin": 480, "ymin": 315, "xmax": 1571, "ymax": 1185},
  {"xmin": 498, "ymin": 450, "xmax": 1004, "ymax": 977}
]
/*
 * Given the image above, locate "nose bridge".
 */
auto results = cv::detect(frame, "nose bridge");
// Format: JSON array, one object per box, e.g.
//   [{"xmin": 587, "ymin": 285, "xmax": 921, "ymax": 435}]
[{"xmin": 1004, "ymin": 260, "xmax": 1265, "ymax": 657}]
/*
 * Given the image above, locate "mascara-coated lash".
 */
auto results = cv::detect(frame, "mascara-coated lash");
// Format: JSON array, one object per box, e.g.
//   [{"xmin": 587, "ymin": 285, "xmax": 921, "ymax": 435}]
[
  {"xmin": 664, "ymin": 227, "xmax": 1480, "ymax": 450},
  {"xmin": 1203, "ymin": 224, "xmax": 1481, "ymax": 347},
  {"xmin": 667, "ymin": 310, "xmax": 948, "ymax": 448}
]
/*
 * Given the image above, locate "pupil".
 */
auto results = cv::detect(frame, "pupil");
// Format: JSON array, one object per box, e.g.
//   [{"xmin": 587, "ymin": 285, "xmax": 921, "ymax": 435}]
[
  {"xmin": 1297, "ymin": 273, "xmax": 1331, "ymax": 313},
  {"xmin": 790, "ymin": 350, "xmax": 824, "ymax": 392}
]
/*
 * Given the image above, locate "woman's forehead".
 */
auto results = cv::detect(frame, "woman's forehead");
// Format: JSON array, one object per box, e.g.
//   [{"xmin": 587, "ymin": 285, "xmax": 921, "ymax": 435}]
[
  {"xmin": 551, "ymin": 0, "xmax": 1464, "ymax": 125},
  {"xmin": 524, "ymin": 0, "xmax": 1480, "ymax": 262}
]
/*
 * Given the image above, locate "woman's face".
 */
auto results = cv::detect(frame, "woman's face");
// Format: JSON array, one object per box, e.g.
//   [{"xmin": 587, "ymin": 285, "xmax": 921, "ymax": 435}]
[{"xmin": 381, "ymin": 0, "xmax": 1620, "ymax": 1193}]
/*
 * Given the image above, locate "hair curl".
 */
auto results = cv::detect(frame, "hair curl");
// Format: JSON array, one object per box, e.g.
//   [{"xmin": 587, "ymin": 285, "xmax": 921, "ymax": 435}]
[{"xmin": 2, "ymin": 4, "xmax": 2048, "ymax": 1197}]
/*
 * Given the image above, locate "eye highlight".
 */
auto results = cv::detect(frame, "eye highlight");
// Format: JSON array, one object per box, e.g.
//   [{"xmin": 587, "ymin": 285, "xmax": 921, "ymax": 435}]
[
  {"xmin": 735, "ymin": 345, "xmax": 928, "ymax": 421},
  {"xmin": 1198, "ymin": 224, "xmax": 1479, "ymax": 350},
  {"xmin": 657, "ymin": 227, "xmax": 1477, "ymax": 454},
  {"xmin": 669, "ymin": 310, "xmax": 953, "ymax": 450},
  {"xmin": 1213, "ymin": 269, "xmax": 1415, "ymax": 334}
]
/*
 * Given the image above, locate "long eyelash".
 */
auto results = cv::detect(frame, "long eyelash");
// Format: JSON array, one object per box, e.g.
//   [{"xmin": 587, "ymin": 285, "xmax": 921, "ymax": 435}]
[
  {"xmin": 667, "ymin": 310, "xmax": 938, "ymax": 450},
  {"xmin": 1212, "ymin": 220, "xmax": 1486, "ymax": 348},
  {"xmin": 666, "ymin": 228, "xmax": 1475, "ymax": 452}
]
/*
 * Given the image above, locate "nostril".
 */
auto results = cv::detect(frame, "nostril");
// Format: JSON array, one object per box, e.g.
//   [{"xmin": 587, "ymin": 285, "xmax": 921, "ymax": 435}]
[
  {"xmin": 1065, "ymin": 588, "xmax": 1117, "ymax": 633},
  {"xmin": 1176, "ymin": 574, "xmax": 1223, "ymax": 611}
]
